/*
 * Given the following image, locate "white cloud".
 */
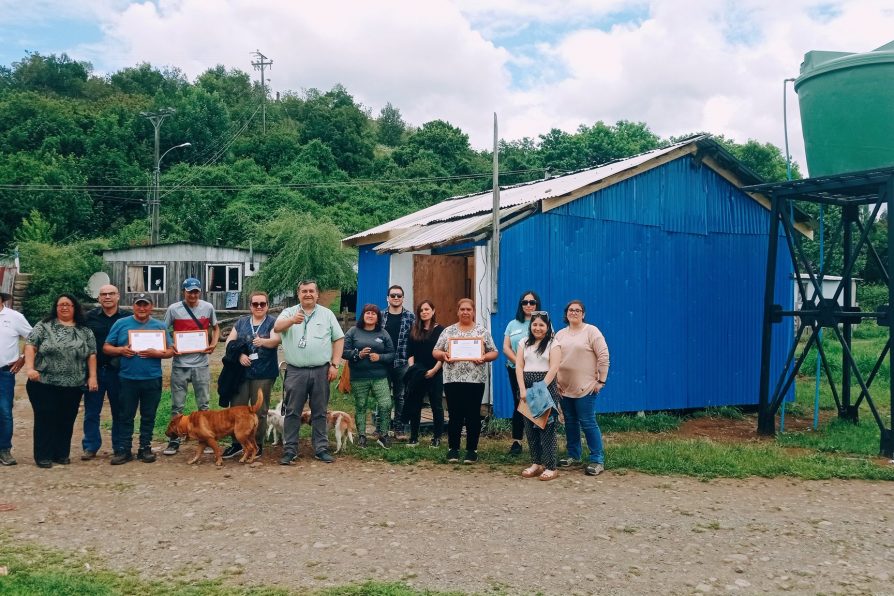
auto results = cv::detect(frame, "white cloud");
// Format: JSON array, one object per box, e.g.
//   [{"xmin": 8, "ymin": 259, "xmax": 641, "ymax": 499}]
[{"xmin": 20, "ymin": 0, "xmax": 894, "ymax": 175}]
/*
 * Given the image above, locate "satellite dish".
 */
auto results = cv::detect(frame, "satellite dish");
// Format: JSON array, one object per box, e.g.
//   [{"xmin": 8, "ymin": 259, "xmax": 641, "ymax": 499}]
[{"xmin": 86, "ymin": 272, "xmax": 111, "ymax": 299}]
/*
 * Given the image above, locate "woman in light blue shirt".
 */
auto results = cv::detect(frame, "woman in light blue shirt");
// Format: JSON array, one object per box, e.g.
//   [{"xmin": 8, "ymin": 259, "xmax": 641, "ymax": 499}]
[{"xmin": 502, "ymin": 290, "xmax": 541, "ymax": 456}]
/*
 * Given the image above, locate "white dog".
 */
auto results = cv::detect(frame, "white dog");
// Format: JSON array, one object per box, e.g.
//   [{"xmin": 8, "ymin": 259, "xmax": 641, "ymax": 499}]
[
  {"xmin": 301, "ymin": 410, "xmax": 356, "ymax": 453},
  {"xmin": 266, "ymin": 404, "xmax": 285, "ymax": 445}
]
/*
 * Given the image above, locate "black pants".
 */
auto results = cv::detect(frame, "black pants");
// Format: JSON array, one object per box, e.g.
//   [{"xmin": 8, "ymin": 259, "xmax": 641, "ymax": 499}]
[
  {"xmin": 118, "ymin": 377, "xmax": 162, "ymax": 453},
  {"xmin": 26, "ymin": 380, "xmax": 82, "ymax": 463},
  {"xmin": 444, "ymin": 382, "xmax": 484, "ymax": 452},
  {"xmin": 405, "ymin": 374, "xmax": 444, "ymax": 442},
  {"xmin": 506, "ymin": 366, "xmax": 524, "ymax": 441}
]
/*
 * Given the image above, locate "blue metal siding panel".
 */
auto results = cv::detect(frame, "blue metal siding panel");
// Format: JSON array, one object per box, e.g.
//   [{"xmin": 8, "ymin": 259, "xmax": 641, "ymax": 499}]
[
  {"xmin": 492, "ymin": 159, "xmax": 793, "ymax": 415},
  {"xmin": 356, "ymin": 245, "xmax": 390, "ymax": 313}
]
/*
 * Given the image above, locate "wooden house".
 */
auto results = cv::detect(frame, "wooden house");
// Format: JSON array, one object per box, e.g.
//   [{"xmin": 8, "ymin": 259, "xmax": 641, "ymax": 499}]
[{"xmin": 102, "ymin": 243, "xmax": 268, "ymax": 310}]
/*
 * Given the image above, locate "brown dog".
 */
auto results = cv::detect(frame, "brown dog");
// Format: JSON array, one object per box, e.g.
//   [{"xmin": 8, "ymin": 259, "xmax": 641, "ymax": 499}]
[
  {"xmin": 165, "ymin": 389, "xmax": 264, "ymax": 466},
  {"xmin": 300, "ymin": 410, "xmax": 356, "ymax": 453}
]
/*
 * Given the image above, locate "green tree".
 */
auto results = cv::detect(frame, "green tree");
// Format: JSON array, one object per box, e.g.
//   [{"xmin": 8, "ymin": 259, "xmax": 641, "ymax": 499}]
[
  {"xmin": 18, "ymin": 239, "xmax": 106, "ymax": 322},
  {"xmin": 13, "ymin": 210, "xmax": 56, "ymax": 244},
  {"xmin": 10, "ymin": 52, "xmax": 91, "ymax": 97},
  {"xmin": 377, "ymin": 102, "xmax": 406, "ymax": 147},
  {"xmin": 254, "ymin": 211, "xmax": 356, "ymax": 295}
]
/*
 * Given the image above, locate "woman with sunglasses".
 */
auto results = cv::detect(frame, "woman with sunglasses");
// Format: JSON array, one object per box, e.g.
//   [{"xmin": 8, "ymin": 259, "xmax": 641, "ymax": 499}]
[
  {"xmin": 502, "ymin": 290, "xmax": 541, "ymax": 456},
  {"xmin": 223, "ymin": 291, "xmax": 280, "ymax": 459},
  {"xmin": 515, "ymin": 311, "xmax": 562, "ymax": 480},
  {"xmin": 23, "ymin": 294, "xmax": 98, "ymax": 468},
  {"xmin": 555, "ymin": 300, "xmax": 610, "ymax": 476}
]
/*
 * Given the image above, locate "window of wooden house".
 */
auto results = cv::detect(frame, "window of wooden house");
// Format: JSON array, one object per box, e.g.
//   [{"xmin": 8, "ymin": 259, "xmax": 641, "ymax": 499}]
[
  {"xmin": 127, "ymin": 265, "xmax": 166, "ymax": 293},
  {"xmin": 207, "ymin": 264, "xmax": 241, "ymax": 292}
]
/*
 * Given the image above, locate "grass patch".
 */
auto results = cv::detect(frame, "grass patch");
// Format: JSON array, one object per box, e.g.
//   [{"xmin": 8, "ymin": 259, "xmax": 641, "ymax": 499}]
[
  {"xmin": 688, "ymin": 406, "xmax": 745, "ymax": 421},
  {"xmin": 0, "ymin": 534, "xmax": 458, "ymax": 595},
  {"xmin": 777, "ymin": 417, "xmax": 885, "ymax": 456},
  {"xmin": 598, "ymin": 412, "xmax": 680, "ymax": 433},
  {"xmin": 608, "ymin": 438, "xmax": 894, "ymax": 480}
]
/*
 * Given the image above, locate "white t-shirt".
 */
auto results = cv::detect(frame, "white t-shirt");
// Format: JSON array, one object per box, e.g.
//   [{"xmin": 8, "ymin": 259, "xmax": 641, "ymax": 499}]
[
  {"xmin": 519, "ymin": 338, "xmax": 554, "ymax": 373},
  {"xmin": 0, "ymin": 305, "xmax": 33, "ymax": 366}
]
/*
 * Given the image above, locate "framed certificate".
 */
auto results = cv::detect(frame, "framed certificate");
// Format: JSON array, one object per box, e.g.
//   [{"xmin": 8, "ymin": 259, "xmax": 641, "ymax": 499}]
[
  {"xmin": 174, "ymin": 330, "xmax": 209, "ymax": 354},
  {"xmin": 128, "ymin": 330, "xmax": 166, "ymax": 352},
  {"xmin": 448, "ymin": 337, "xmax": 484, "ymax": 361}
]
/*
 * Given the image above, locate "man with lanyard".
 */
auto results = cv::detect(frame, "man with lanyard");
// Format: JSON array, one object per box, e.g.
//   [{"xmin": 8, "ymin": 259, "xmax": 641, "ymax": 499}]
[
  {"xmin": 0, "ymin": 291, "xmax": 32, "ymax": 466},
  {"xmin": 381, "ymin": 285, "xmax": 414, "ymax": 440},
  {"xmin": 274, "ymin": 280, "xmax": 344, "ymax": 465},
  {"xmin": 162, "ymin": 277, "xmax": 220, "ymax": 456},
  {"xmin": 80, "ymin": 284, "xmax": 130, "ymax": 461},
  {"xmin": 104, "ymin": 293, "xmax": 174, "ymax": 464}
]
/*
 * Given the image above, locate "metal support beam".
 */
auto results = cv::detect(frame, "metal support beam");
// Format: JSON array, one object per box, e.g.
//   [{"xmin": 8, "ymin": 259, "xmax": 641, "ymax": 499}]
[{"xmin": 758, "ymin": 196, "xmax": 781, "ymax": 436}]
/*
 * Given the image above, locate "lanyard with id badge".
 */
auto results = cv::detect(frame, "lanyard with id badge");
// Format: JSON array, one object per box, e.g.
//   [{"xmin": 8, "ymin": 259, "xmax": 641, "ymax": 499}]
[
  {"xmin": 248, "ymin": 320, "xmax": 263, "ymax": 361},
  {"xmin": 297, "ymin": 308, "xmax": 316, "ymax": 349}
]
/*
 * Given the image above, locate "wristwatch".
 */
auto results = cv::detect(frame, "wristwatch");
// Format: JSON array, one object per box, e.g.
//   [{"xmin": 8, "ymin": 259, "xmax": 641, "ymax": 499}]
[{"xmin": 329, "ymin": 362, "xmax": 338, "ymax": 368}]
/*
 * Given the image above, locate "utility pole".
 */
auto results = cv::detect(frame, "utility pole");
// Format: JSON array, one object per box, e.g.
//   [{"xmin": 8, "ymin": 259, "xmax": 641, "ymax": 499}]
[
  {"xmin": 141, "ymin": 108, "xmax": 175, "ymax": 245},
  {"xmin": 491, "ymin": 112, "xmax": 500, "ymax": 313},
  {"xmin": 251, "ymin": 50, "xmax": 273, "ymax": 134}
]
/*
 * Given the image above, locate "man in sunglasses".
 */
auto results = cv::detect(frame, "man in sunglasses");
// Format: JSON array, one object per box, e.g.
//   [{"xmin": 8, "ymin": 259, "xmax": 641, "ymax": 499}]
[{"xmin": 381, "ymin": 285, "xmax": 415, "ymax": 440}]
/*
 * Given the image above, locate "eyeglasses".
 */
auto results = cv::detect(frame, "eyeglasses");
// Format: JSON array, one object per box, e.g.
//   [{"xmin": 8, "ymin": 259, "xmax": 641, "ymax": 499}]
[
  {"xmin": 389, "ymin": 293, "xmax": 403, "ymax": 299},
  {"xmin": 567, "ymin": 308, "xmax": 583, "ymax": 314},
  {"xmin": 251, "ymin": 302, "xmax": 268, "ymax": 308},
  {"xmin": 520, "ymin": 300, "xmax": 538, "ymax": 306},
  {"xmin": 57, "ymin": 304, "xmax": 74, "ymax": 308},
  {"xmin": 99, "ymin": 292, "xmax": 118, "ymax": 297}
]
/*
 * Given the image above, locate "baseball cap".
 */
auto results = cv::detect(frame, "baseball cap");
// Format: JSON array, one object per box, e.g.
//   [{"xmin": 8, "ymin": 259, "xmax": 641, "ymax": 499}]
[
  {"xmin": 182, "ymin": 277, "xmax": 202, "ymax": 291},
  {"xmin": 132, "ymin": 293, "xmax": 153, "ymax": 305}
]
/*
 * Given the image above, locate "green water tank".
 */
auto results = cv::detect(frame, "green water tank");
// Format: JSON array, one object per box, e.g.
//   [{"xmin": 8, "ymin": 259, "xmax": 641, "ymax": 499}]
[{"xmin": 795, "ymin": 40, "xmax": 894, "ymax": 177}]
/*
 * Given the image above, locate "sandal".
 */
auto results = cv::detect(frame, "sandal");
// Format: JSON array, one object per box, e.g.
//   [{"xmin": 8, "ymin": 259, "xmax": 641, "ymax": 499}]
[
  {"xmin": 521, "ymin": 464, "xmax": 544, "ymax": 478},
  {"xmin": 539, "ymin": 469, "xmax": 559, "ymax": 481}
]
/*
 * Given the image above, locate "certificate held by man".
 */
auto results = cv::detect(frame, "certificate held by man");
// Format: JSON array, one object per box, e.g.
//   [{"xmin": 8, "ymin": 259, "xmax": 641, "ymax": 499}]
[
  {"xmin": 129, "ymin": 329, "xmax": 167, "ymax": 352},
  {"xmin": 174, "ymin": 329, "xmax": 209, "ymax": 354},
  {"xmin": 448, "ymin": 337, "xmax": 484, "ymax": 361}
]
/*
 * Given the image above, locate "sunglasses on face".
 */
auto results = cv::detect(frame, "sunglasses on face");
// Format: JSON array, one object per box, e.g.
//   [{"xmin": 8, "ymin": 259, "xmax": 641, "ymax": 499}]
[
  {"xmin": 520, "ymin": 300, "xmax": 538, "ymax": 306},
  {"xmin": 532, "ymin": 311, "xmax": 549, "ymax": 317},
  {"xmin": 389, "ymin": 294, "xmax": 403, "ymax": 298},
  {"xmin": 251, "ymin": 302, "xmax": 268, "ymax": 308}
]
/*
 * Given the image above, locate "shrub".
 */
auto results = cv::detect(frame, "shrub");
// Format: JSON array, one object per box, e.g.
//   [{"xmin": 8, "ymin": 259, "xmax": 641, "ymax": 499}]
[{"xmin": 18, "ymin": 239, "xmax": 106, "ymax": 322}]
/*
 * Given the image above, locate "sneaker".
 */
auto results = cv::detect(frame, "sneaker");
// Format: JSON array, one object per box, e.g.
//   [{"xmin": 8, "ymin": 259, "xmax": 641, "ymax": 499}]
[
  {"xmin": 376, "ymin": 435, "xmax": 391, "ymax": 449},
  {"xmin": 463, "ymin": 450, "xmax": 479, "ymax": 464},
  {"xmin": 279, "ymin": 452, "xmax": 297, "ymax": 465},
  {"xmin": 80, "ymin": 450, "xmax": 97, "ymax": 461},
  {"xmin": 0, "ymin": 449, "xmax": 17, "ymax": 466},
  {"xmin": 558, "ymin": 457, "xmax": 580, "ymax": 467},
  {"xmin": 586, "ymin": 463, "xmax": 605, "ymax": 476},
  {"xmin": 222, "ymin": 444, "xmax": 243, "ymax": 460},
  {"xmin": 137, "ymin": 446, "xmax": 156, "ymax": 463},
  {"xmin": 358, "ymin": 435, "xmax": 368, "ymax": 448},
  {"xmin": 203, "ymin": 446, "xmax": 214, "ymax": 455},
  {"xmin": 430, "ymin": 437, "xmax": 441, "ymax": 448},
  {"xmin": 52, "ymin": 457, "xmax": 71, "ymax": 465},
  {"xmin": 446, "ymin": 449, "xmax": 460, "ymax": 463},
  {"xmin": 110, "ymin": 452, "xmax": 133, "ymax": 465},
  {"xmin": 162, "ymin": 440, "xmax": 179, "ymax": 456},
  {"xmin": 508, "ymin": 441, "xmax": 522, "ymax": 456},
  {"xmin": 314, "ymin": 451, "xmax": 335, "ymax": 463},
  {"xmin": 406, "ymin": 440, "xmax": 419, "ymax": 447}
]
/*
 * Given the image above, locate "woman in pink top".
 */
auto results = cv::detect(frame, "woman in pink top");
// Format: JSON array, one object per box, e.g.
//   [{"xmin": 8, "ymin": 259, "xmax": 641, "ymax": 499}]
[{"xmin": 555, "ymin": 300, "xmax": 610, "ymax": 476}]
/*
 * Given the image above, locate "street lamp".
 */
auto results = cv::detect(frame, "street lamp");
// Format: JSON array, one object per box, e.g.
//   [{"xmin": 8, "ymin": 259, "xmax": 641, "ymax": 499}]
[{"xmin": 150, "ymin": 141, "xmax": 191, "ymax": 244}]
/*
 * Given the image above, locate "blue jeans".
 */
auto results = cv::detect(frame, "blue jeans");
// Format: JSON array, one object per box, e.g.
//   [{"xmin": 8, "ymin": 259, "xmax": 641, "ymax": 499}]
[
  {"xmin": 561, "ymin": 394, "xmax": 604, "ymax": 464},
  {"xmin": 0, "ymin": 370, "xmax": 14, "ymax": 450},
  {"xmin": 82, "ymin": 367, "xmax": 122, "ymax": 453}
]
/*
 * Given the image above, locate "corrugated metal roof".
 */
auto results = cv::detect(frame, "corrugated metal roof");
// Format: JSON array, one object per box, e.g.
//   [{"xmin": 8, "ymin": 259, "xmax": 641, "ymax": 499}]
[
  {"xmin": 375, "ymin": 204, "xmax": 533, "ymax": 253},
  {"xmin": 343, "ymin": 136, "xmax": 709, "ymax": 246}
]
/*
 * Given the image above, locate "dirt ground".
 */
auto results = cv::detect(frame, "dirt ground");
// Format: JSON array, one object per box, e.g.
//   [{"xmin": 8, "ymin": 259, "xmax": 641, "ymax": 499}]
[{"xmin": 2, "ymin": 369, "xmax": 894, "ymax": 595}]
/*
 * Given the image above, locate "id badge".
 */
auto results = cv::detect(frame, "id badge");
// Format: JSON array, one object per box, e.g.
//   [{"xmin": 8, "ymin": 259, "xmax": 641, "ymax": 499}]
[
  {"xmin": 297, "ymin": 337, "xmax": 307, "ymax": 349},
  {"xmin": 248, "ymin": 353, "xmax": 259, "ymax": 361}
]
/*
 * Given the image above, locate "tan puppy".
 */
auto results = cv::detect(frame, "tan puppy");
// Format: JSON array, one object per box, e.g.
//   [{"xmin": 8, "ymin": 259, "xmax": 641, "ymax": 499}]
[
  {"xmin": 165, "ymin": 389, "xmax": 263, "ymax": 466},
  {"xmin": 300, "ymin": 410, "xmax": 356, "ymax": 453}
]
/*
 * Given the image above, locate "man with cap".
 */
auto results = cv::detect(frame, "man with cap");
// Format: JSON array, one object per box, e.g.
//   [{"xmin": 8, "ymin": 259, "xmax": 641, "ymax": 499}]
[
  {"xmin": 162, "ymin": 277, "xmax": 219, "ymax": 456},
  {"xmin": 81, "ymin": 284, "xmax": 130, "ymax": 460},
  {"xmin": 103, "ymin": 293, "xmax": 174, "ymax": 464},
  {"xmin": 0, "ymin": 291, "xmax": 32, "ymax": 466}
]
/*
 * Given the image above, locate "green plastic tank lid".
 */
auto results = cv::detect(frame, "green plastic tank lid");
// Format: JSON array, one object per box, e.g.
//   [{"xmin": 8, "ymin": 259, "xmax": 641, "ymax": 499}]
[{"xmin": 796, "ymin": 40, "xmax": 894, "ymax": 89}]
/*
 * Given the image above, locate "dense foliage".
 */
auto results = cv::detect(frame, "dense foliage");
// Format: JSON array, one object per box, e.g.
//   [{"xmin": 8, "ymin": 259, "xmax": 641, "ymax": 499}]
[{"xmin": 5, "ymin": 51, "xmax": 864, "ymax": 314}]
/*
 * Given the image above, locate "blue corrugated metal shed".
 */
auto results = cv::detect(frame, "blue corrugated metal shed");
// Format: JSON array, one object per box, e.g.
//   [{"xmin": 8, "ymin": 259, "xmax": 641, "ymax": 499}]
[{"xmin": 347, "ymin": 137, "xmax": 798, "ymax": 418}]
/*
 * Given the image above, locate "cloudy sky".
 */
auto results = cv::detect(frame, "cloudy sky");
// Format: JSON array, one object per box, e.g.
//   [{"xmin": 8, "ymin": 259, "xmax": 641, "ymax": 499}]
[{"xmin": 1, "ymin": 0, "xmax": 892, "ymax": 176}]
